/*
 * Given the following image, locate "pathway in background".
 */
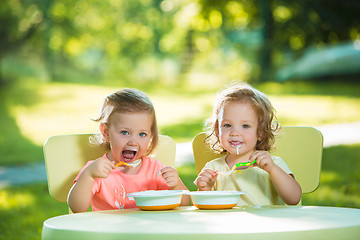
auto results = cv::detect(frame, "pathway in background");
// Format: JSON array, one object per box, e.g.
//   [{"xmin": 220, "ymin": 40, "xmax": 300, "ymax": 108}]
[
  {"xmin": 1, "ymin": 122, "xmax": 360, "ymax": 188},
  {"xmin": 0, "ymin": 163, "xmax": 46, "ymax": 188}
]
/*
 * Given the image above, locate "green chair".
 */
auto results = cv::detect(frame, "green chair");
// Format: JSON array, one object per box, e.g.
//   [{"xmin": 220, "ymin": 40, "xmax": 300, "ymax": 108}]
[
  {"xmin": 43, "ymin": 134, "xmax": 176, "ymax": 203},
  {"xmin": 192, "ymin": 126, "xmax": 323, "ymax": 193}
]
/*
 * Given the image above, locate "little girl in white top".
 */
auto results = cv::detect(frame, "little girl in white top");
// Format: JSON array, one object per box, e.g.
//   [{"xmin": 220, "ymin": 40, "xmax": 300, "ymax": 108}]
[{"xmin": 194, "ymin": 82, "xmax": 302, "ymax": 206}]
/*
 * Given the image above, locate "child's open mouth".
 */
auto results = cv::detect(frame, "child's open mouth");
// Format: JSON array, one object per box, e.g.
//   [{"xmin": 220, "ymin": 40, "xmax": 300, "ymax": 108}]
[{"xmin": 122, "ymin": 150, "xmax": 137, "ymax": 162}]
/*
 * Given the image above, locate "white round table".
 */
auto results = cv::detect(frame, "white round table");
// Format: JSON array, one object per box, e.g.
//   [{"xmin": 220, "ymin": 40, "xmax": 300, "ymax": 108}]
[{"xmin": 42, "ymin": 205, "xmax": 360, "ymax": 240}]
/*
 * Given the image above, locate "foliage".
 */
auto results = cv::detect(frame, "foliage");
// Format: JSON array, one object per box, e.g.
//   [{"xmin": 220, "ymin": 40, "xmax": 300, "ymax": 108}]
[
  {"xmin": 1, "ymin": 0, "xmax": 359, "ymax": 86},
  {"xmin": 272, "ymin": 0, "xmax": 360, "ymax": 52}
]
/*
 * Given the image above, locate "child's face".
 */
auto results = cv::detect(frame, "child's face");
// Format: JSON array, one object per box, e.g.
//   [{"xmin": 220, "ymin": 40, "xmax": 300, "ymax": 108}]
[
  {"xmin": 218, "ymin": 101, "xmax": 260, "ymax": 157},
  {"xmin": 101, "ymin": 111, "xmax": 153, "ymax": 163}
]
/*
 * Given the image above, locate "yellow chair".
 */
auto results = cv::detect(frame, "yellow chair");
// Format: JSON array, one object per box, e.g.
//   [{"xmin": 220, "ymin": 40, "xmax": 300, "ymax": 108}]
[
  {"xmin": 43, "ymin": 134, "xmax": 176, "ymax": 203},
  {"xmin": 192, "ymin": 126, "xmax": 323, "ymax": 193}
]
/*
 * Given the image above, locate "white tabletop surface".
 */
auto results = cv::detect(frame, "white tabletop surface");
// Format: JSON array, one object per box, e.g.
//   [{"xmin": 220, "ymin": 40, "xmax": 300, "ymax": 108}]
[{"xmin": 42, "ymin": 205, "xmax": 360, "ymax": 240}]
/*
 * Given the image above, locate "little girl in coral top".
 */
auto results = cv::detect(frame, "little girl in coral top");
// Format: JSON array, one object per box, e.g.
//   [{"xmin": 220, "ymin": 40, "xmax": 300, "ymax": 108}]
[{"xmin": 68, "ymin": 88, "xmax": 190, "ymax": 212}]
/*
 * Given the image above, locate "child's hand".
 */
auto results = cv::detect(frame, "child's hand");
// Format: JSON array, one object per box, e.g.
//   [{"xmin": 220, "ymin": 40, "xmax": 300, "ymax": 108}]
[
  {"xmin": 85, "ymin": 157, "xmax": 115, "ymax": 179},
  {"xmin": 250, "ymin": 151, "xmax": 276, "ymax": 173},
  {"xmin": 159, "ymin": 166, "xmax": 191, "ymax": 205},
  {"xmin": 194, "ymin": 168, "xmax": 217, "ymax": 191},
  {"xmin": 159, "ymin": 166, "xmax": 182, "ymax": 189}
]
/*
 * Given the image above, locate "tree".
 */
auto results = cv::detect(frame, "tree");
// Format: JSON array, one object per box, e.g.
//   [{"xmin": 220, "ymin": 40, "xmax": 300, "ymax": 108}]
[
  {"xmin": 195, "ymin": 0, "xmax": 360, "ymax": 81},
  {"xmin": 0, "ymin": 0, "xmax": 45, "ymax": 86}
]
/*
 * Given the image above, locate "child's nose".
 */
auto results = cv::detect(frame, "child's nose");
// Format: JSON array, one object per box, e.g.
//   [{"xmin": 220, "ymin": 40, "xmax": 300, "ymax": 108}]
[
  {"xmin": 230, "ymin": 129, "xmax": 241, "ymax": 136},
  {"xmin": 127, "ymin": 136, "xmax": 137, "ymax": 146}
]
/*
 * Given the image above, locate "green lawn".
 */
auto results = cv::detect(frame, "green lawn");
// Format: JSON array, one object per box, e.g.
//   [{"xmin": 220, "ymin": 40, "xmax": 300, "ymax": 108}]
[
  {"xmin": 0, "ymin": 183, "xmax": 68, "ymax": 240},
  {"xmin": 1, "ymin": 80, "xmax": 360, "ymax": 165}
]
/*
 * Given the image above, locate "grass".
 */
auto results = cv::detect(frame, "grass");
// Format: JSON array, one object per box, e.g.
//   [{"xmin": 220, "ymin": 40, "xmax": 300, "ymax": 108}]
[
  {"xmin": 0, "ymin": 183, "xmax": 68, "ymax": 240},
  {"xmin": 1, "ymin": 80, "xmax": 360, "ymax": 165},
  {"xmin": 302, "ymin": 144, "xmax": 360, "ymax": 208}
]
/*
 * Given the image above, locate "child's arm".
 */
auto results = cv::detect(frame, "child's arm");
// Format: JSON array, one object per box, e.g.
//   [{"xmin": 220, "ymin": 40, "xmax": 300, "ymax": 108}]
[
  {"xmin": 194, "ymin": 168, "xmax": 218, "ymax": 191},
  {"xmin": 159, "ymin": 166, "xmax": 191, "ymax": 206},
  {"xmin": 250, "ymin": 151, "xmax": 302, "ymax": 205},
  {"xmin": 67, "ymin": 157, "xmax": 115, "ymax": 213}
]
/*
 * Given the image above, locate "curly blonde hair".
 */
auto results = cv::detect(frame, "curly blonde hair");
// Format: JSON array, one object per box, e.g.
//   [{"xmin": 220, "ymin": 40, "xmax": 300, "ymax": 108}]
[
  {"xmin": 90, "ymin": 88, "xmax": 158, "ymax": 156},
  {"xmin": 205, "ymin": 82, "xmax": 280, "ymax": 153}
]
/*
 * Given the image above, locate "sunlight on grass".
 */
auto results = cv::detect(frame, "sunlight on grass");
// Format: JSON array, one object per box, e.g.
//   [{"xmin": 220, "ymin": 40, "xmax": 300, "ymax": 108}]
[
  {"xmin": 0, "ymin": 183, "xmax": 68, "ymax": 240},
  {"xmin": 9, "ymin": 82, "xmax": 216, "ymax": 146},
  {"xmin": 271, "ymin": 95, "xmax": 360, "ymax": 125},
  {"xmin": 151, "ymin": 93, "xmax": 215, "ymax": 127},
  {"xmin": 0, "ymin": 190, "xmax": 35, "ymax": 209},
  {"xmin": 9, "ymin": 83, "xmax": 111, "ymax": 146},
  {"xmin": 9, "ymin": 82, "xmax": 360, "ymax": 148},
  {"xmin": 320, "ymin": 171, "xmax": 340, "ymax": 183},
  {"xmin": 4, "ymin": 80, "xmax": 360, "ymax": 163}
]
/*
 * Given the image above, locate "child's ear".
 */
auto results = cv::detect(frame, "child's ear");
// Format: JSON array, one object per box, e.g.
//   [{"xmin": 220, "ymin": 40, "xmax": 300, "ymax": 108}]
[{"xmin": 100, "ymin": 123, "xmax": 110, "ymax": 142}]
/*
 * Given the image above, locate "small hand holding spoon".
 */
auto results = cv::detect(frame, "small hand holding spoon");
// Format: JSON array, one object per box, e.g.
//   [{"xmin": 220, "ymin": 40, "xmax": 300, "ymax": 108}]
[
  {"xmin": 216, "ymin": 159, "xmax": 257, "ymax": 176},
  {"xmin": 115, "ymin": 159, "xmax": 142, "ymax": 168}
]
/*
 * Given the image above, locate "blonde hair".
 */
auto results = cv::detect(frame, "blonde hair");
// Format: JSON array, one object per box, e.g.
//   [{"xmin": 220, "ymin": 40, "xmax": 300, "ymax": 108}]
[
  {"xmin": 91, "ymin": 88, "xmax": 158, "ymax": 156},
  {"xmin": 205, "ymin": 82, "xmax": 280, "ymax": 153}
]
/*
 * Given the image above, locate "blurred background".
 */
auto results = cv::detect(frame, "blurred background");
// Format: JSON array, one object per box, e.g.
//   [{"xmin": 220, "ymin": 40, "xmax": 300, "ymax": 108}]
[{"xmin": 0, "ymin": 0, "xmax": 360, "ymax": 239}]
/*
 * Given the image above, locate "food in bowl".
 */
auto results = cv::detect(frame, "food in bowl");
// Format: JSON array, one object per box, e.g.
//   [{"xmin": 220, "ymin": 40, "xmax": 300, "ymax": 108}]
[
  {"xmin": 185, "ymin": 191, "xmax": 245, "ymax": 210},
  {"xmin": 127, "ymin": 190, "xmax": 187, "ymax": 211}
]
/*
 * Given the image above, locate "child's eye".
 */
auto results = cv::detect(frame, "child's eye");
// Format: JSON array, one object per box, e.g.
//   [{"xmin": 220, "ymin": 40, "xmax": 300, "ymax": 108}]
[
  {"xmin": 121, "ymin": 130, "xmax": 129, "ymax": 135},
  {"xmin": 242, "ymin": 124, "xmax": 250, "ymax": 129},
  {"xmin": 139, "ymin": 132, "xmax": 147, "ymax": 137},
  {"xmin": 223, "ymin": 123, "xmax": 231, "ymax": 128}
]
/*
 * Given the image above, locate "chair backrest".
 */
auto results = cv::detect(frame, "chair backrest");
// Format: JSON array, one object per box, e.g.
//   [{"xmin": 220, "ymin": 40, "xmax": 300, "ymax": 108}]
[
  {"xmin": 44, "ymin": 134, "xmax": 176, "ymax": 203},
  {"xmin": 192, "ymin": 126, "xmax": 323, "ymax": 194}
]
